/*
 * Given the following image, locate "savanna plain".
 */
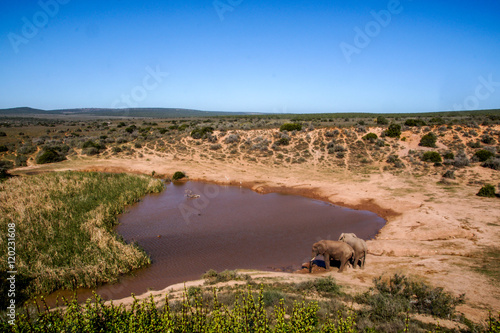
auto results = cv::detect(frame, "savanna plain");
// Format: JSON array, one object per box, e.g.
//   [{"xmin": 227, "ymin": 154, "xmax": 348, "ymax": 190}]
[{"xmin": 1, "ymin": 110, "xmax": 500, "ymax": 332}]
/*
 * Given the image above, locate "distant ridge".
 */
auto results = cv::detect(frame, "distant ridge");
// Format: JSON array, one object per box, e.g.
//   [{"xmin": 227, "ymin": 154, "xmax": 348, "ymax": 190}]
[
  {"xmin": 0, "ymin": 107, "xmax": 255, "ymax": 118},
  {"xmin": 0, "ymin": 107, "xmax": 498, "ymax": 119}
]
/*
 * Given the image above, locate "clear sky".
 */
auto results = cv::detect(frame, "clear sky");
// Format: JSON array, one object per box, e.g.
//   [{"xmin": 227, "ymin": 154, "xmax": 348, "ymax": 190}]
[{"xmin": 1, "ymin": 0, "xmax": 499, "ymax": 113}]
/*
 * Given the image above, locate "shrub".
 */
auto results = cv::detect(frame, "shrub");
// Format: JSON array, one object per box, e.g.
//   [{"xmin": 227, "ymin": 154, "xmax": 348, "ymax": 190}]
[
  {"xmin": 442, "ymin": 170, "xmax": 455, "ymax": 179},
  {"xmin": 82, "ymin": 140, "xmax": 105, "ymax": 150},
  {"xmin": 474, "ymin": 149, "xmax": 495, "ymax": 162},
  {"xmin": 191, "ymin": 126, "xmax": 214, "ymax": 139},
  {"xmin": 482, "ymin": 158, "xmax": 500, "ymax": 171},
  {"xmin": 477, "ymin": 184, "xmax": 496, "ymax": 198},
  {"xmin": 429, "ymin": 117, "xmax": 445, "ymax": 125},
  {"xmin": 275, "ymin": 137, "xmax": 290, "ymax": 146},
  {"xmin": 36, "ymin": 148, "xmax": 66, "ymax": 164},
  {"xmin": 210, "ymin": 143, "xmax": 222, "ymax": 150},
  {"xmin": 467, "ymin": 140, "xmax": 482, "ymax": 148},
  {"xmin": 224, "ymin": 134, "xmax": 239, "ymax": 144},
  {"xmin": 0, "ymin": 145, "xmax": 8, "ymax": 152},
  {"xmin": 421, "ymin": 151, "xmax": 442, "ymax": 163},
  {"xmin": 362, "ymin": 133, "xmax": 378, "ymax": 143},
  {"xmin": 172, "ymin": 171, "xmax": 186, "ymax": 180},
  {"xmin": 443, "ymin": 151, "xmax": 455, "ymax": 160},
  {"xmin": 360, "ymin": 274, "xmax": 464, "ymax": 319},
  {"xmin": 201, "ymin": 269, "xmax": 250, "ymax": 285},
  {"xmin": 263, "ymin": 289, "xmax": 285, "ymax": 307},
  {"xmin": 404, "ymin": 119, "xmax": 426, "ymax": 127},
  {"xmin": 280, "ymin": 123, "xmax": 302, "ymax": 132},
  {"xmin": 376, "ymin": 116, "xmax": 389, "ymax": 125},
  {"xmin": 453, "ymin": 151, "xmax": 470, "ymax": 168},
  {"xmin": 384, "ymin": 123, "xmax": 401, "ymax": 138},
  {"xmin": 419, "ymin": 132, "xmax": 437, "ymax": 147},
  {"xmin": 15, "ymin": 155, "xmax": 28, "ymax": 167},
  {"xmin": 0, "ymin": 131, "xmax": 6, "ymax": 137},
  {"xmin": 481, "ymin": 135, "xmax": 496, "ymax": 145},
  {"xmin": 0, "ymin": 160, "xmax": 14, "ymax": 179}
]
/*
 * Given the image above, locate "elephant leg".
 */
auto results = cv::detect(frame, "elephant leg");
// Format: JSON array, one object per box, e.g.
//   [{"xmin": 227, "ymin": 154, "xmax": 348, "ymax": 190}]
[
  {"xmin": 361, "ymin": 254, "xmax": 366, "ymax": 269},
  {"xmin": 339, "ymin": 258, "xmax": 346, "ymax": 272},
  {"xmin": 324, "ymin": 253, "xmax": 330, "ymax": 270},
  {"xmin": 353, "ymin": 254, "xmax": 359, "ymax": 269}
]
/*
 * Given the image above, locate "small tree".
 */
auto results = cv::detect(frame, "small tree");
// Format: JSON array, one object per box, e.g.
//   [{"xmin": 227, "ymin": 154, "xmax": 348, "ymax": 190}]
[
  {"xmin": 405, "ymin": 119, "xmax": 427, "ymax": 127},
  {"xmin": 421, "ymin": 151, "xmax": 442, "ymax": 163},
  {"xmin": 36, "ymin": 148, "xmax": 66, "ymax": 164},
  {"xmin": 280, "ymin": 123, "xmax": 302, "ymax": 132},
  {"xmin": 376, "ymin": 116, "xmax": 389, "ymax": 125},
  {"xmin": 362, "ymin": 133, "xmax": 378, "ymax": 143},
  {"xmin": 172, "ymin": 171, "xmax": 186, "ymax": 181},
  {"xmin": 474, "ymin": 149, "xmax": 494, "ymax": 162},
  {"xmin": 477, "ymin": 184, "xmax": 496, "ymax": 198},
  {"xmin": 384, "ymin": 124, "xmax": 401, "ymax": 138},
  {"xmin": 419, "ymin": 133, "xmax": 437, "ymax": 148}
]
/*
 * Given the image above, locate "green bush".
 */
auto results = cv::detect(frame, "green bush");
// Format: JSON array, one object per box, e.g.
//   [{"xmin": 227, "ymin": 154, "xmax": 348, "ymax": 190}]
[
  {"xmin": 295, "ymin": 276, "xmax": 341, "ymax": 295},
  {"xmin": 190, "ymin": 126, "xmax": 214, "ymax": 139},
  {"xmin": 15, "ymin": 155, "xmax": 28, "ymax": 167},
  {"xmin": 0, "ymin": 160, "xmax": 14, "ymax": 179},
  {"xmin": 443, "ymin": 151, "xmax": 455, "ymax": 160},
  {"xmin": 280, "ymin": 123, "xmax": 302, "ymax": 132},
  {"xmin": 0, "ymin": 131, "xmax": 6, "ymax": 137},
  {"xmin": 275, "ymin": 137, "xmax": 290, "ymax": 146},
  {"xmin": 36, "ymin": 148, "xmax": 66, "ymax": 164},
  {"xmin": 477, "ymin": 184, "xmax": 496, "ymax": 198},
  {"xmin": 172, "ymin": 171, "xmax": 186, "ymax": 180},
  {"xmin": 376, "ymin": 116, "xmax": 389, "ymax": 125},
  {"xmin": 475, "ymin": 149, "xmax": 495, "ymax": 162},
  {"xmin": 362, "ymin": 132, "xmax": 378, "ymax": 143},
  {"xmin": 82, "ymin": 140, "xmax": 105, "ymax": 150},
  {"xmin": 0, "ymin": 145, "xmax": 8, "ymax": 152},
  {"xmin": 404, "ymin": 119, "xmax": 427, "ymax": 127},
  {"xmin": 358, "ymin": 274, "xmax": 464, "ymax": 320},
  {"xmin": 419, "ymin": 132, "xmax": 437, "ymax": 147},
  {"xmin": 384, "ymin": 123, "xmax": 401, "ymax": 138},
  {"xmin": 421, "ymin": 151, "xmax": 442, "ymax": 163}
]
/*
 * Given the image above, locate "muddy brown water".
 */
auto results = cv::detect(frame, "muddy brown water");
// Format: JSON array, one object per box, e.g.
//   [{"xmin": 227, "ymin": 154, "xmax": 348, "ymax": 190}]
[{"xmin": 43, "ymin": 181, "xmax": 385, "ymax": 304}]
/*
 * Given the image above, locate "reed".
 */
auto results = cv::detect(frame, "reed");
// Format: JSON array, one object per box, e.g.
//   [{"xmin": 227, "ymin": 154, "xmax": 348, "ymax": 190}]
[{"xmin": 0, "ymin": 171, "xmax": 163, "ymax": 302}]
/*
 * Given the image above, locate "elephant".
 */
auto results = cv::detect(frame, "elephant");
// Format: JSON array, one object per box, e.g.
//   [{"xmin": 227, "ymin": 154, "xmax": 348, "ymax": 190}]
[
  {"xmin": 309, "ymin": 240, "xmax": 354, "ymax": 273},
  {"xmin": 338, "ymin": 233, "xmax": 367, "ymax": 269}
]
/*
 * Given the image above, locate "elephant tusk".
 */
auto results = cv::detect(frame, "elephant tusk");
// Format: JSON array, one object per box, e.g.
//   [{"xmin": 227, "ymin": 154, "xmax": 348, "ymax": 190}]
[{"xmin": 310, "ymin": 256, "xmax": 316, "ymax": 261}]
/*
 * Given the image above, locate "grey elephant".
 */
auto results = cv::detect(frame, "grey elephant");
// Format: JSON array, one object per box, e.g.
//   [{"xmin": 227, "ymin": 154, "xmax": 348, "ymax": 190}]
[
  {"xmin": 309, "ymin": 240, "xmax": 354, "ymax": 273},
  {"xmin": 338, "ymin": 233, "xmax": 367, "ymax": 269}
]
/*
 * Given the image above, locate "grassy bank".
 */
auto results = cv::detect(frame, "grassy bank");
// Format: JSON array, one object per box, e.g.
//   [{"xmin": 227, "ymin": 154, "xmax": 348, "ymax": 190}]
[{"xmin": 0, "ymin": 171, "xmax": 163, "ymax": 304}]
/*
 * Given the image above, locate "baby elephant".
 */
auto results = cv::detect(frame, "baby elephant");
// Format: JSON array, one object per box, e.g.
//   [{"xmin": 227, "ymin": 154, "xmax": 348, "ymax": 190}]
[
  {"xmin": 310, "ymin": 240, "xmax": 354, "ymax": 273},
  {"xmin": 338, "ymin": 233, "xmax": 367, "ymax": 269}
]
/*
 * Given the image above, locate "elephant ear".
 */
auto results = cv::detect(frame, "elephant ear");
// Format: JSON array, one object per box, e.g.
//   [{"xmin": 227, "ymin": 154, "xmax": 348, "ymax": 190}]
[
  {"xmin": 339, "ymin": 233, "xmax": 345, "ymax": 241},
  {"xmin": 317, "ymin": 242, "xmax": 326, "ymax": 254}
]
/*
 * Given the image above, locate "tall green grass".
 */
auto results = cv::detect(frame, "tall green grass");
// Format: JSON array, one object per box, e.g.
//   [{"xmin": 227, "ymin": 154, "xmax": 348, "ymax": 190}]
[{"xmin": 0, "ymin": 171, "xmax": 163, "ymax": 303}]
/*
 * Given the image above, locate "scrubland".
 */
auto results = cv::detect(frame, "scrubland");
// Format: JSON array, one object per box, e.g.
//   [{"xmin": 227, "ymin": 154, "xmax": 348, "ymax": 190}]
[{"xmin": 1, "ymin": 111, "xmax": 500, "ymax": 331}]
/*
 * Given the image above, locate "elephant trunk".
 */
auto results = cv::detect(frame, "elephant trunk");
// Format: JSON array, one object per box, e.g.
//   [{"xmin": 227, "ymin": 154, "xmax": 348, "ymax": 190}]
[{"xmin": 309, "ymin": 251, "xmax": 317, "ymax": 273}]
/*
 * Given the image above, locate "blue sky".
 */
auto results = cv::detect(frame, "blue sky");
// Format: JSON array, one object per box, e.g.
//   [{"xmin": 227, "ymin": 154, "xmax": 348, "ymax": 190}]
[{"xmin": 1, "ymin": 0, "xmax": 499, "ymax": 113}]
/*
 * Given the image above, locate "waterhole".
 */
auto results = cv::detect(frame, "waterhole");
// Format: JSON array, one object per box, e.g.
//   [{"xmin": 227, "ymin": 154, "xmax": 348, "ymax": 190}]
[{"xmin": 44, "ymin": 181, "xmax": 385, "ymax": 303}]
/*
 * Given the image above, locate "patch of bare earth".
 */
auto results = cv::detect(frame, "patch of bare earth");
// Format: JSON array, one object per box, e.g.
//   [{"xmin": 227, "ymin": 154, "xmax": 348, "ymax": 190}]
[{"xmin": 12, "ymin": 125, "xmax": 500, "ymax": 323}]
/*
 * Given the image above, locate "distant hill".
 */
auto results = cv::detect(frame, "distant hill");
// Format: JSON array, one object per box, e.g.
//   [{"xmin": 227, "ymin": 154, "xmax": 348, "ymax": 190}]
[
  {"xmin": 0, "ymin": 107, "xmax": 498, "ymax": 119},
  {"xmin": 0, "ymin": 107, "xmax": 254, "ymax": 118}
]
